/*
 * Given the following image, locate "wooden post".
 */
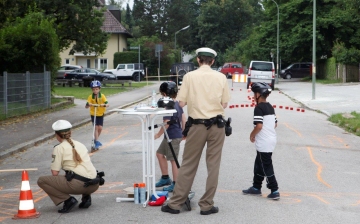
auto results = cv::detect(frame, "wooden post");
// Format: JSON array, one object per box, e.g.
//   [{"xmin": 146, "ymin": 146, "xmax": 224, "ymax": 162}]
[{"xmin": 176, "ymin": 67, "xmax": 179, "ymax": 86}]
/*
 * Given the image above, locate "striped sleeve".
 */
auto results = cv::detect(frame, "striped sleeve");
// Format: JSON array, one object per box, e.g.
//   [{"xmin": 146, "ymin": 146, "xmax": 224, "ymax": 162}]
[{"xmin": 253, "ymin": 107, "xmax": 264, "ymax": 124}]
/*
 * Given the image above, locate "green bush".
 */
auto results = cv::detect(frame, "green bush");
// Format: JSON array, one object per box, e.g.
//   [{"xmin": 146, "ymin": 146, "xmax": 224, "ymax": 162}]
[
  {"xmin": 113, "ymin": 52, "xmax": 139, "ymax": 68},
  {"xmin": 325, "ymin": 57, "xmax": 337, "ymax": 80},
  {"xmin": 0, "ymin": 12, "xmax": 60, "ymax": 77}
]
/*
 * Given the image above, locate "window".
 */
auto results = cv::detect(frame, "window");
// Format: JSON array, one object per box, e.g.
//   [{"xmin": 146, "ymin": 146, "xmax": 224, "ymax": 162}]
[
  {"xmin": 65, "ymin": 59, "xmax": 70, "ymax": 64},
  {"xmin": 100, "ymin": 58, "xmax": 107, "ymax": 70},
  {"xmin": 127, "ymin": 64, "xmax": 134, "ymax": 69},
  {"xmin": 252, "ymin": 62, "xmax": 272, "ymax": 71},
  {"xmin": 95, "ymin": 59, "xmax": 98, "ymax": 69},
  {"xmin": 292, "ymin": 64, "xmax": 300, "ymax": 69},
  {"xmin": 223, "ymin": 64, "xmax": 230, "ymax": 68},
  {"xmin": 118, "ymin": 64, "xmax": 125, "ymax": 69},
  {"xmin": 301, "ymin": 64, "xmax": 310, "ymax": 69}
]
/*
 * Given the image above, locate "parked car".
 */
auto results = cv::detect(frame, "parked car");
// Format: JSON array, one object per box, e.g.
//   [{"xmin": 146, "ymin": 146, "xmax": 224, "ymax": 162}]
[
  {"xmin": 103, "ymin": 63, "xmax": 145, "ymax": 81},
  {"xmin": 57, "ymin": 65, "xmax": 82, "ymax": 79},
  {"xmin": 247, "ymin": 61, "xmax": 275, "ymax": 90},
  {"xmin": 219, "ymin": 62, "xmax": 244, "ymax": 79},
  {"xmin": 169, "ymin": 62, "xmax": 195, "ymax": 85},
  {"xmin": 280, "ymin": 62, "xmax": 311, "ymax": 79},
  {"xmin": 64, "ymin": 68, "xmax": 116, "ymax": 87}
]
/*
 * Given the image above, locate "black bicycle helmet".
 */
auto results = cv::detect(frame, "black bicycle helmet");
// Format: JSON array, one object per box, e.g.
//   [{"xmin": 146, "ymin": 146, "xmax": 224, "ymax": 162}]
[
  {"xmin": 159, "ymin": 81, "xmax": 178, "ymax": 96},
  {"xmin": 251, "ymin": 82, "xmax": 272, "ymax": 96}
]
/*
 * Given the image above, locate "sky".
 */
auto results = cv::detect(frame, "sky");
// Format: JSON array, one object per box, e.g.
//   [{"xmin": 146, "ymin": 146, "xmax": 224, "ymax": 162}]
[{"xmin": 121, "ymin": 0, "xmax": 134, "ymax": 9}]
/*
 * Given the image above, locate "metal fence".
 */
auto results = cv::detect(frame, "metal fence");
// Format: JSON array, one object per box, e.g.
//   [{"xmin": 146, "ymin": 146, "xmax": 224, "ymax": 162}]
[{"xmin": 0, "ymin": 71, "xmax": 51, "ymax": 119}]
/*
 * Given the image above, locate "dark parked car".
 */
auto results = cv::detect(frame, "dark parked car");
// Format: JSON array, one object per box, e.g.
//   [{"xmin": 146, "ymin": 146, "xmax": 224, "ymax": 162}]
[
  {"xmin": 170, "ymin": 62, "xmax": 195, "ymax": 85},
  {"xmin": 64, "ymin": 68, "xmax": 116, "ymax": 81},
  {"xmin": 64, "ymin": 68, "xmax": 116, "ymax": 87},
  {"xmin": 280, "ymin": 62, "xmax": 311, "ymax": 79}
]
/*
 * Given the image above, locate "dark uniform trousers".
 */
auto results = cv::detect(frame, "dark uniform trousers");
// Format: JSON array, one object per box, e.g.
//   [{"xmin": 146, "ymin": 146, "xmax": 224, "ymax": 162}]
[
  {"xmin": 37, "ymin": 175, "xmax": 99, "ymax": 205},
  {"xmin": 253, "ymin": 151, "xmax": 278, "ymax": 191},
  {"xmin": 167, "ymin": 123, "xmax": 225, "ymax": 211}
]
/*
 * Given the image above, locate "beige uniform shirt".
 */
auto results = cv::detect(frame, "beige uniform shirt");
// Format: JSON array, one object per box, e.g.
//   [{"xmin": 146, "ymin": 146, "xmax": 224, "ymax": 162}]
[
  {"xmin": 51, "ymin": 140, "xmax": 97, "ymax": 179},
  {"xmin": 177, "ymin": 65, "xmax": 231, "ymax": 119}
]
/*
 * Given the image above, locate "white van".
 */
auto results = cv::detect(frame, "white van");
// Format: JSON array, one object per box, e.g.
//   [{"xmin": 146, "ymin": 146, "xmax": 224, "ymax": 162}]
[{"xmin": 247, "ymin": 61, "xmax": 275, "ymax": 90}]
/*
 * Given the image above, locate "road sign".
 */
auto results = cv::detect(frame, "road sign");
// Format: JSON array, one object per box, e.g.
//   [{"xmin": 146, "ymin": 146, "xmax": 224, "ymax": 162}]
[{"xmin": 130, "ymin": 46, "xmax": 139, "ymax": 50}]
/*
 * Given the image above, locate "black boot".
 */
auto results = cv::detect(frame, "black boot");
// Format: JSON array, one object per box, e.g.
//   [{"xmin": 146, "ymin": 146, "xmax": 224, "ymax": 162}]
[
  {"xmin": 79, "ymin": 195, "xmax": 92, "ymax": 208},
  {"xmin": 58, "ymin": 196, "xmax": 78, "ymax": 213}
]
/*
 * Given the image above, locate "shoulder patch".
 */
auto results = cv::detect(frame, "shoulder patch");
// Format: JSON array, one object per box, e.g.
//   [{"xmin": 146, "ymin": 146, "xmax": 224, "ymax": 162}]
[{"xmin": 52, "ymin": 154, "xmax": 56, "ymax": 163}]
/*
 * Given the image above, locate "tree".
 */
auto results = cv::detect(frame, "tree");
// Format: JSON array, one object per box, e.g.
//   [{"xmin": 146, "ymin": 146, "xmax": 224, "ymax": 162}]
[
  {"xmin": 36, "ymin": 0, "xmax": 109, "ymax": 56},
  {"xmin": 196, "ymin": 0, "xmax": 256, "ymax": 65},
  {"xmin": 0, "ymin": 12, "xmax": 60, "ymax": 75},
  {"xmin": 125, "ymin": 3, "xmax": 133, "ymax": 30},
  {"xmin": 128, "ymin": 35, "xmax": 177, "ymax": 76}
]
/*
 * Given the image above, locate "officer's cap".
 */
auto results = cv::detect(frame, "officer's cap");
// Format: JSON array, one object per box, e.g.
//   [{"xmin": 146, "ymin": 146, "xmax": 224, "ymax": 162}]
[
  {"xmin": 52, "ymin": 120, "xmax": 72, "ymax": 132},
  {"xmin": 196, "ymin": 47, "xmax": 217, "ymax": 58}
]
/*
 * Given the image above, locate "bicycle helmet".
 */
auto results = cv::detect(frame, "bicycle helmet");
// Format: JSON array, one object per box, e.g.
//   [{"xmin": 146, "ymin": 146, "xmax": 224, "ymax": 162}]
[
  {"xmin": 157, "ymin": 96, "xmax": 175, "ymax": 109},
  {"xmin": 90, "ymin": 80, "xmax": 102, "ymax": 88},
  {"xmin": 159, "ymin": 81, "xmax": 178, "ymax": 96},
  {"xmin": 251, "ymin": 82, "xmax": 272, "ymax": 97}
]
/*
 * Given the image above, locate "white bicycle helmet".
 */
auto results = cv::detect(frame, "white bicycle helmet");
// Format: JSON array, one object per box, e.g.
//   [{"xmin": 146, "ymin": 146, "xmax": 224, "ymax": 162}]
[{"xmin": 90, "ymin": 80, "xmax": 102, "ymax": 88}]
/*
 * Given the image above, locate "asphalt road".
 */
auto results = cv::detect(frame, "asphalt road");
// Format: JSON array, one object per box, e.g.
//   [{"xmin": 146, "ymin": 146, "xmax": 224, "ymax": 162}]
[{"xmin": 1, "ymin": 80, "xmax": 360, "ymax": 223}]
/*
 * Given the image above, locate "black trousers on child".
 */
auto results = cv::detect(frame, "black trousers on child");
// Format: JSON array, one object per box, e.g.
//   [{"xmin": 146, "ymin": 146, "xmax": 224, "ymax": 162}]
[{"xmin": 253, "ymin": 151, "xmax": 278, "ymax": 192}]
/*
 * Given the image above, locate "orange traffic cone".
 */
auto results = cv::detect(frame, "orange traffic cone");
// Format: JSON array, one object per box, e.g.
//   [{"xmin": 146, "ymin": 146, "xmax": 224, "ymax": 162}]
[{"xmin": 13, "ymin": 170, "xmax": 40, "ymax": 219}]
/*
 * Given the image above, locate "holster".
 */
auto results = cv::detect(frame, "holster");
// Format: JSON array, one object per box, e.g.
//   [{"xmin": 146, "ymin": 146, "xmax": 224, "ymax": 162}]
[
  {"xmin": 65, "ymin": 171, "xmax": 75, "ymax": 181},
  {"xmin": 225, "ymin": 117, "xmax": 232, "ymax": 136},
  {"xmin": 182, "ymin": 117, "xmax": 193, "ymax": 137},
  {"xmin": 84, "ymin": 171, "xmax": 105, "ymax": 188}
]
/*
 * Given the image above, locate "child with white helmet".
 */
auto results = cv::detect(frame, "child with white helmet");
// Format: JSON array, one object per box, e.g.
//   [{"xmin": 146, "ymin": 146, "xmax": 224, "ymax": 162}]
[{"xmin": 85, "ymin": 80, "xmax": 109, "ymax": 151}]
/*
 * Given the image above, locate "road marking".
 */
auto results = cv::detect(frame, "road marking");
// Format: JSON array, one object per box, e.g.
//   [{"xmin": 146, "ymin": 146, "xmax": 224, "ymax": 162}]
[
  {"xmin": 309, "ymin": 194, "xmax": 330, "ymax": 204},
  {"xmin": 283, "ymin": 123, "xmax": 302, "ymax": 137},
  {"xmin": 306, "ymin": 146, "xmax": 332, "ymax": 188},
  {"xmin": 328, "ymin": 135, "xmax": 350, "ymax": 149}
]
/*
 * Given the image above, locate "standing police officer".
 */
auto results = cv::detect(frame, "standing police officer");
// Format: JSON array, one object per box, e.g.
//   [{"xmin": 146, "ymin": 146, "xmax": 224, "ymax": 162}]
[
  {"xmin": 37, "ymin": 120, "xmax": 100, "ymax": 213},
  {"xmin": 161, "ymin": 47, "xmax": 231, "ymax": 215}
]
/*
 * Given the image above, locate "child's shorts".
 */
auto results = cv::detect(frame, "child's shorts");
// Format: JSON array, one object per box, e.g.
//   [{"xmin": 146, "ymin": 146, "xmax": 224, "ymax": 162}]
[
  {"xmin": 156, "ymin": 138, "xmax": 182, "ymax": 161},
  {"xmin": 91, "ymin": 115, "xmax": 104, "ymax": 126}
]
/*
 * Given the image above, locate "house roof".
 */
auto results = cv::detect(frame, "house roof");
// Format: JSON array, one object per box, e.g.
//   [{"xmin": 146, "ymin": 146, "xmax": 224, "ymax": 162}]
[{"xmin": 101, "ymin": 7, "xmax": 133, "ymax": 38}]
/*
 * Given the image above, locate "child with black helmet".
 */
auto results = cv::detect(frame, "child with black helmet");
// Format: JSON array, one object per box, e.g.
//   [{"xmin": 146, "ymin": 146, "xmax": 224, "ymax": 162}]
[
  {"xmin": 242, "ymin": 82, "xmax": 280, "ymax": 200},
  {"xmin": 154, "ymin": 81, "xmax": 186, "ymax": 192},
  {"xmin": 85, "ymin": 80, "xmax": 109, "ymax": 151}
]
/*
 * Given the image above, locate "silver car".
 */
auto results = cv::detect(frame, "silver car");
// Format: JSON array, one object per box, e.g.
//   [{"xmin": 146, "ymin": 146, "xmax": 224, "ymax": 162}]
[
  {"xmin": 57, "ymin": 65, "xmax": 82, "ymax": 79},
  {"xmin": 247, "ymin": 61, "xmax": 275, "ymax": 90}
]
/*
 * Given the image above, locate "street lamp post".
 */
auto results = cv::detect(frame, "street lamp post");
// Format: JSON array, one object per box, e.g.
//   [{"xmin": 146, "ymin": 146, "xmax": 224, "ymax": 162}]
[
  {"xmin": 312, "ymin": 0, "xmax": 316, "ymax": 99},
  {"xmin": 272, "ymin": 0, "xmax": 279, "ymax": 84},
  {"xmin": 174, "ymin": 25, "xmax": 190, "ymax": 49}
]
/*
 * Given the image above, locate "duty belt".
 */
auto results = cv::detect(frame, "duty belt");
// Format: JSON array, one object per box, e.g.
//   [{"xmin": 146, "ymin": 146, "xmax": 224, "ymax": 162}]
[
  {"xmin": 65, "ymin": 171, "xmax": 92, "ymax": 182},
  {"xmin": 192, "ymin": 119, "xmax": 211, "ymax": 125}
]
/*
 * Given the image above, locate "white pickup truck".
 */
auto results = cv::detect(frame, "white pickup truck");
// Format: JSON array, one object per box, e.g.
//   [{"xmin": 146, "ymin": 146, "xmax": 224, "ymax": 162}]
[{"xmin": 103, "ymin": 63, "xmax": 145, "ymax": 81}]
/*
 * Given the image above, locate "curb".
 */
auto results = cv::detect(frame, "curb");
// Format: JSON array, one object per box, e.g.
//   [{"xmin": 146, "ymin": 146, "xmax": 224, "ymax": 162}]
[
  {"xmin": 278, "ymin": 88, "xmax": 330, "ymax": 117},
  {"xmin": 0, "ymin": 96, "xmax": 150, "ymax": 160}
]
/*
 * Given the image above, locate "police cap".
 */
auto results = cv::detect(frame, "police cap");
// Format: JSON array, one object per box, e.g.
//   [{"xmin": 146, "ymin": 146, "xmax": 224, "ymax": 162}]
[
  {"xmin": 196, "ymin": 47, "xmax": 217, "ymax": 58},
  {"xmin": 52, "ymin": 120, "xmax": 72, "ymax": 132}
]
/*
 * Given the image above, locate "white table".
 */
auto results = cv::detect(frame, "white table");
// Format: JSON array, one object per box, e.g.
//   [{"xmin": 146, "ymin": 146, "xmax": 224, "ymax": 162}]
[{"xmin": 110, "ymin": 108, "xmax": 176, "ymax": 207}]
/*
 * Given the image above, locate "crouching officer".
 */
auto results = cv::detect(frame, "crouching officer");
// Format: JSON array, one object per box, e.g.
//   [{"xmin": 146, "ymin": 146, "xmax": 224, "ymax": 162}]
[{"xmin": 37, "ymin": 120, "xmax": 104, "ymax": 213}]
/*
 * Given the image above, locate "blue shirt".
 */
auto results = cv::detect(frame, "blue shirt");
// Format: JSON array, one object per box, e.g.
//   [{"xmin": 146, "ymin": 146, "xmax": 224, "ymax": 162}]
[{"xmin": 163, "ymin": 101, "xmax": 183, "ymax": 139}]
